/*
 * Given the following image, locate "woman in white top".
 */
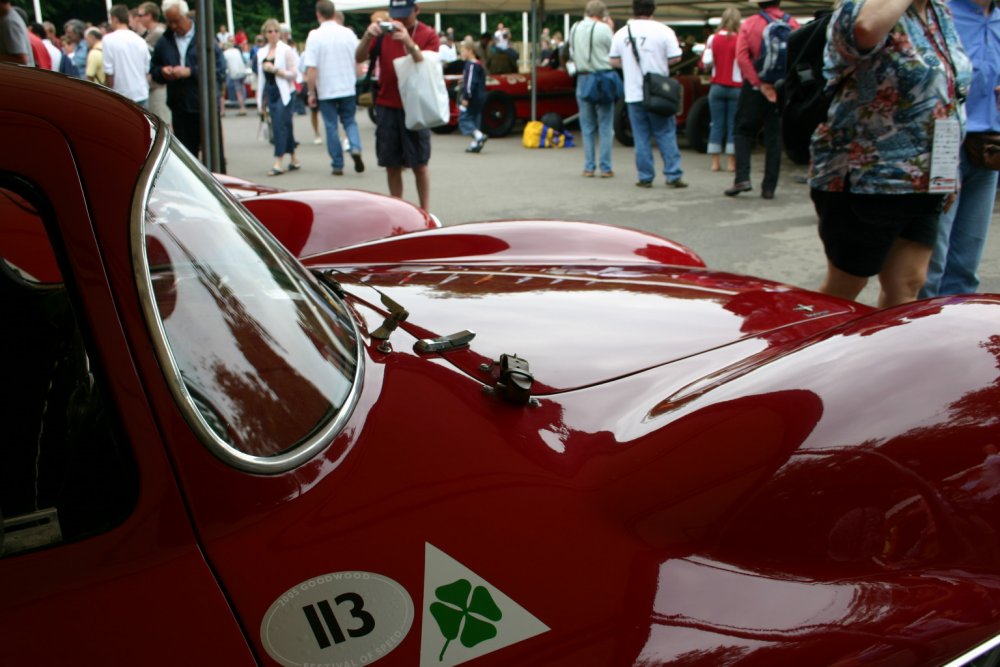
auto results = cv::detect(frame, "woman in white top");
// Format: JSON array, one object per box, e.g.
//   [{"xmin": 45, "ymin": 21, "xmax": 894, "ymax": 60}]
[{"xmin": 257, "ymin": 18, "xmax": 301, "ymax": 175}]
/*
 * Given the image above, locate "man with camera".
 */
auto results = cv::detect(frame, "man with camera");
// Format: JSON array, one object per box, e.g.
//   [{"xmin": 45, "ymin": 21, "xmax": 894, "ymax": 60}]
[
  {"xmin": 305, "ymin": 0, "xmax": 364, "ymax": 176},
  {"xmin": 356, "ymin": 0, "xmax": 440, "ymax": 212}
]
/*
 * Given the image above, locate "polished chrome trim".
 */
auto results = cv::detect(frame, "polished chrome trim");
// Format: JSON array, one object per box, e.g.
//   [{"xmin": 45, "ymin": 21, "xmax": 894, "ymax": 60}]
[
  {"xmin": 131, "ymin": 126, "xmax": 363, "ymax": 474},
  {"xmin": 942, "ymin": 633, "xmax": 1000, "ymax": 667}
]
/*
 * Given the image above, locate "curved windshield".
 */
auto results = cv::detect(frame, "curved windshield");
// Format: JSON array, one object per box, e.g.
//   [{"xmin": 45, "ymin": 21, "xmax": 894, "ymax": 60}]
[{"xmin": 137, "ymin": 139, "xmax": 360, "ymax": 471}]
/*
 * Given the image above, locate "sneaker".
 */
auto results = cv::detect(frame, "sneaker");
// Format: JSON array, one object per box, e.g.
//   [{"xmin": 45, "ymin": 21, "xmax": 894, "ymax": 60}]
[
  {"xmin": 635, "ymin": 180, "xmax": 652, "ymax": 188},
  {"xmin": 583, "ymin": 170, "xmax": 595, "ymax": 177},
  {"xmin": 332, "ymin": 168, "xmax": 344, "ymax": 176},
  {"xmin": 599, "ymin": 171, "xmax": 614, "ymax": 178},
  {"xmin": 724, "ymin": 181, "xmax": 752, "ymax": 196},
  {"xmin": 476, "ymin": 135, "xmax": 488, "ymax": 152},
  {"xmin": 313, "ymin": 136, "xmax": 323, "ymax": 144},
  {"xmin": 666, "ymin": 179, "xmax": 688, "ymax": 188},
  {"xmin": 351, "ymin": 152, "xmax": 365, "ymax": 173}
]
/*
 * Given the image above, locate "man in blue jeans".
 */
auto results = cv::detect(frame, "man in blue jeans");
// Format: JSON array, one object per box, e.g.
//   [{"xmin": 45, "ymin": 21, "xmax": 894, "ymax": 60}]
[
  {"xmin": 304, "ymin": 0, "xmax": 364, "ymax": 176},
  {"xmin": 920, "ymin": 0, "xmax": 1000, "ymax": 297},
  {"xmin": 609, "ymin": 0, "xmax": 687, "ymax": 188},
  {"xmin": 568, "ymin": 0, "xmax": 616, "ymax": 178}
]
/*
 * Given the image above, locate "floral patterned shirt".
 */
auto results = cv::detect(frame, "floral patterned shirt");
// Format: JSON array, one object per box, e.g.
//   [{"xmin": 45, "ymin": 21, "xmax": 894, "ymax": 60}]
[{"xmin": 810, "ymin": 0, "xmax": 972, "ymax": 194}]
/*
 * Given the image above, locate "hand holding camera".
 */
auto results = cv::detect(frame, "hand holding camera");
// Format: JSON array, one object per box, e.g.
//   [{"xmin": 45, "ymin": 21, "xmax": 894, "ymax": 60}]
[{"xmin": 378, "ymin": 21, "xmax": 396, "ymax": 33}]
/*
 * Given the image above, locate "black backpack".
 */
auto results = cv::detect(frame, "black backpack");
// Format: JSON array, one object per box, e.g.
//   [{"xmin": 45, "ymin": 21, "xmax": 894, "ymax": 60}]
[{"xmin": 780, "ymin": 10, "xmax": 833, "ymax": 165}]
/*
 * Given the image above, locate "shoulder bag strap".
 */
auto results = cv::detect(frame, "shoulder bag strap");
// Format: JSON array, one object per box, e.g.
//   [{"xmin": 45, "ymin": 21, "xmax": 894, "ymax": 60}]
[
  {"xmin": 588, "ymin": 22, "xmax": 596, "ymax": 71},
  {"xmin": 364, "ymin": 34, "xmax": 382, "ymax": 86},
  {"xmin": 627, "ymin": 23, "xmax": 643, "ymax": 75}
]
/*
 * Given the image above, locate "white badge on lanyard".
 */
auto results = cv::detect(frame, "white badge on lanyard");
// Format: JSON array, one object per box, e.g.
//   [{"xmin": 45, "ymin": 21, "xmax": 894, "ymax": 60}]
[{"xmin": 929, "ymin": 118, "xmax": 961, "ymax": 193}]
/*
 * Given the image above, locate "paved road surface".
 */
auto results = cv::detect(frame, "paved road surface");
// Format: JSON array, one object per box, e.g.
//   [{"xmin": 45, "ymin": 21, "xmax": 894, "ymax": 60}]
[{"xmin": 219, "ymin": 109, "xmax": 1000, "ymax": 306}]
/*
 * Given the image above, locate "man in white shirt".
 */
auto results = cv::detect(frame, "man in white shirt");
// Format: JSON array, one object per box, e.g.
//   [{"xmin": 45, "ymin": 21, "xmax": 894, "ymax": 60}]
[
  {"xmin": 304, "ymin": 0, "xmax": 364, "ymax": 175},
  {"xmin": 493, "ymin": 22, "xmax": 510, "ymax": 50},
  {"xmin": 610, "ymin": 0, "xmax": 686, "ymax": 188},
  {"xmin": 438, "ymin": 31, "xmax": 456, "ymax": 62},
  {"xmin": 103, "ymin": 4, "xmax": 150, "ymax": 105}
]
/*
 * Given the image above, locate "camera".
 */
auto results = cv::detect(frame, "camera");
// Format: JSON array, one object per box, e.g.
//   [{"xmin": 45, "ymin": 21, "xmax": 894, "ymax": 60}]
[{"xmin": 379, "ymin": 21, "xmax": 396, "ymax": 33}]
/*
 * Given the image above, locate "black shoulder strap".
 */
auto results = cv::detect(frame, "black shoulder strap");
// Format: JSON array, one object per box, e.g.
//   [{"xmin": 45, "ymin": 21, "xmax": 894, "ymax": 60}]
[
  {"xmin": 627, "ymin": 23, "xmax": 643, "ymax": 74},
  {"xmin": 364, "ymin": 34, "xmax": 383, "ymax": 85}
]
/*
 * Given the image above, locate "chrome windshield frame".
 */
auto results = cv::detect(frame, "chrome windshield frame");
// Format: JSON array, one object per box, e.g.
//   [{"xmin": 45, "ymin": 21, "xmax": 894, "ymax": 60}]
[
  {"xmin": 941, "ymin": 633, "xmax": 1000, "ymax": 667},
  {"xmin": 130, "ymin": 123, "xmax": 363, "ymax": 474}
]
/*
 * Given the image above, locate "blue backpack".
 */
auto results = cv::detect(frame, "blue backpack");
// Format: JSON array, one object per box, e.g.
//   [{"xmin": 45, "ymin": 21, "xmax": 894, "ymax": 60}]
[{"xmin": 755, "ymin": 12, "xmax": 793, "ymax": 84}]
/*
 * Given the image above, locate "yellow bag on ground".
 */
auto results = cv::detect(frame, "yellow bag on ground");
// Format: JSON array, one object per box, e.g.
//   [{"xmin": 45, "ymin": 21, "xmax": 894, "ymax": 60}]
[{"xmin": 522, "ymin": 120, "xmax": 574, "ymax": 148}]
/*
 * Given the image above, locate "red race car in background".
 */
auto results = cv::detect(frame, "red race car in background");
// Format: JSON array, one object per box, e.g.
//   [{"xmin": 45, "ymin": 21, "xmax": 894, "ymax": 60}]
[
  {"xmin": 366, "ymin": 60, "xmax": 712, "ymax": 147},
  {"xmin": 4, "ymin": 64, "xmax": 1000, "ymax": 667}
]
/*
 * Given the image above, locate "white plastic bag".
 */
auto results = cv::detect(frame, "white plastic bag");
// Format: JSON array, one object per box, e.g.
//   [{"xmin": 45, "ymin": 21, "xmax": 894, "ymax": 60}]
[{"xmin": 393, "ymin": 49, "xmax": 449, "ymax": 130}]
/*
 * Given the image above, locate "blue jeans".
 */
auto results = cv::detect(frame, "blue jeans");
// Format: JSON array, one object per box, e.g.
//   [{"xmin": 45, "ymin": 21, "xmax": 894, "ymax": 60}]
[
  {"xmin": 921, "ymin": 149, "xmax": 999, "ymax": 297},
  {"xmin": 707, "ymin": 83, "xmax": 739, "ymax": 155},
  {"xmin": 626, "ymin": 102, "xmax": 683, "ymax": 183},
  {"xmin": 265, "ymin": 83, "xmax": 296, "ymax": 158},
  {"xmin": 458, "ymin": 107, "xmax": 482, "ymax": 136},
  {"xmin": 576, "ymin": 78, "xmax": 614, "ymax": 173},
  {"xmin": 226, "ymin": 76, "xmax": 245, "ymax": 104},
  {"xmin": 318, "ymin": 96, "xmax": 362, "ymax": 170}
]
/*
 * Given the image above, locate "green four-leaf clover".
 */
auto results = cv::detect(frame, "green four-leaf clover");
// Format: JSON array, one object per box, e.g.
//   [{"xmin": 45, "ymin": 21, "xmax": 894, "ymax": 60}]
[{"xmin": 429, "ymin": 578, "xmax": 503, "ymax": 661}]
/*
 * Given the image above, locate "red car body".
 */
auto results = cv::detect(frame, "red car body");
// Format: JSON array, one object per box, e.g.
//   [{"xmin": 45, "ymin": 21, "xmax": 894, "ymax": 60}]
[{"xmin": 3, "ymin": 64, "xmax": 1000, "ymax": 667}]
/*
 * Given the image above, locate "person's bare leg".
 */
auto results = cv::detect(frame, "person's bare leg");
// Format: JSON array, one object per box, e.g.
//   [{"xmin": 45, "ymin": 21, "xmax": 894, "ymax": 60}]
[
  {"xmin": 414, "ymin": 165, "xmax": 430, "ymax": 211},
  {"xmin": 819, "ymin": 260, "xmax": 869, "ymax": 301},
  {"xmin": 386, "ymin": 166, "xmax": 404, "ymax": 198},
  {"xmin": 877, "ymin": 238, "xmax": 933, "ymax": 307}
]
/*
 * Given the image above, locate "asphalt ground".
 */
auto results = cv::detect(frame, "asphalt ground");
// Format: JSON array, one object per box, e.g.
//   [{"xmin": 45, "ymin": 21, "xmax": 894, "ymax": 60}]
[{"xmin": 219, "ymin": 108, "xmax": 1000, "ymax": 307}]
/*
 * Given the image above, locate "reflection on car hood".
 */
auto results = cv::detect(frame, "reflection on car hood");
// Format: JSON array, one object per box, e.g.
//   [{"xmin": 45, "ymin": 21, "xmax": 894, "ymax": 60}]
[{"xmin": 329, "ymin": 263, "xmax": 865, "ymax": 393}]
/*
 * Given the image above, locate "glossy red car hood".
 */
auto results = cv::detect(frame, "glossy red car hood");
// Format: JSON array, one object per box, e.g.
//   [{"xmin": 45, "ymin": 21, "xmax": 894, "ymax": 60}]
[{"xmin": 327, "ymin": 263, "xmax": 867, "ymax": 393}]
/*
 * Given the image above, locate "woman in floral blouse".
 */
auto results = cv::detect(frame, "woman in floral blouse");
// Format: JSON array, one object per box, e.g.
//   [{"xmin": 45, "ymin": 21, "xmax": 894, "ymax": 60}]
[{"xmin": 809, "ymin": 0, "xmax": 971, "ymax": 306}]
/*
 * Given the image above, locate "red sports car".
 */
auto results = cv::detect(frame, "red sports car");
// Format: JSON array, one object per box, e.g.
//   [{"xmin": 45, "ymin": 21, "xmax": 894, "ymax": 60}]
[{"xmin": 3, "ymin": 64, "xmax": 1000, "ymax": 667}]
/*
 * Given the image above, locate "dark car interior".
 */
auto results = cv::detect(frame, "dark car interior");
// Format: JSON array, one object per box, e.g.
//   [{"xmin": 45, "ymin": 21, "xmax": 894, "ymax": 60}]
[{"xmin": 0, "ymin": 181, "xmax": 137, "ymax": 559}]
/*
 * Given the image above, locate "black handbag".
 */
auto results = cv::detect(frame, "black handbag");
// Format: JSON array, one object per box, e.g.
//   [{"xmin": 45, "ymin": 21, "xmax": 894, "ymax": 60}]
[
  {"xmin": 964, "ymin": 132, "xmax": 1000, "ymax": 171},
  {"xmin": 628, "ymin": 25, "xmax": 682, "ymax": 117}
]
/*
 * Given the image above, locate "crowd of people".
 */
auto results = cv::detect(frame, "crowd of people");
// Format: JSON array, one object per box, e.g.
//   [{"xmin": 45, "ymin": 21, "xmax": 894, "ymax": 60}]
[
  {"xmin": 558, "ymin": 0, "xmax": 997, "ymax": 306},
  {"xmin": 0, "ymin": 0, "xmax": 997, "ymax": 306}
]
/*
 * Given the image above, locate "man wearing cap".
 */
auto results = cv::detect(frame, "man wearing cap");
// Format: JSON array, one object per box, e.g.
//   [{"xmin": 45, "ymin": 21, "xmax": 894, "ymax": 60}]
[
  {"xmin": 356, "ymin": 0, "xmax": 440, "ymax": 211},
  {"xmin": 724, "ymin": 0, "xmax": 799, "ymax": 199}
]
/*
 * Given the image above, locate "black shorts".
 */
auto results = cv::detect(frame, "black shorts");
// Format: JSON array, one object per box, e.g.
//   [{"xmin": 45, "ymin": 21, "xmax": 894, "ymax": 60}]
[
  {"xmin": 811, "ymin": 188, "xmax": 945, "ymax": 277},
  {"xmin": 375, "ymin": 105, "xmax": 431, "ymax": 168}
]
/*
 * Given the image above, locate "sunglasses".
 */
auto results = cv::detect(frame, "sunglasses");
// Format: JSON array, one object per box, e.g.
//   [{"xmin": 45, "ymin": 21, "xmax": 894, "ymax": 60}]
[{"xmin": 265, "ymin": 29, "xmax": 279, "ymax": 33}]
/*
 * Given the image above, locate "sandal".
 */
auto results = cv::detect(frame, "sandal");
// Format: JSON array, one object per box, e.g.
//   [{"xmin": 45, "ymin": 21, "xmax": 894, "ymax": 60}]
[
  {"xmin": 267, "ymin": 167, "xmax": 285, "ymax": 176},
  {"xmin": 288, "ymin": 162, "xmax": 301, "ymax": 171}
]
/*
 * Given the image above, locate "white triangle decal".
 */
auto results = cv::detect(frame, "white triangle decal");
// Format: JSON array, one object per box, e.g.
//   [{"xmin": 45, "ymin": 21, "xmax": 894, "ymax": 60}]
[{"xmin": 420, "ymin": 543, "xmax": 549, "ymax": 667}]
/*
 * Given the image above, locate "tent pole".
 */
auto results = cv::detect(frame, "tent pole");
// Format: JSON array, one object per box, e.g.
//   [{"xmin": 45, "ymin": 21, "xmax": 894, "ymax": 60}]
[
  {"xmin": 522, "ymin": 12, "xmax": 527, "ymax": 67},
  {"xmin": 480, "ymin": 13, "xmax": 486, "ymax": 34},
  {"xmin": 530, "ymin": 0, "xmax": 538, "ymax": 120},
  {"xmin": 32, "ymin": 0, "xmax": 41, "ymax": 22},
  {"xmin": 226, "ymin": 0, "xmax": 234, "ymax": 43}
]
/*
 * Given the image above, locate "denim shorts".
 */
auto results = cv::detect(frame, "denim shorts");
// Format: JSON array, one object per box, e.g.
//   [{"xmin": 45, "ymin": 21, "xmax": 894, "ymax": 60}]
[{"xmin": 811, "ymin": 188, "xmax": 945, "ymax": 277}]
